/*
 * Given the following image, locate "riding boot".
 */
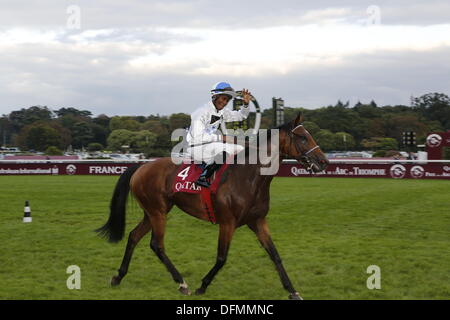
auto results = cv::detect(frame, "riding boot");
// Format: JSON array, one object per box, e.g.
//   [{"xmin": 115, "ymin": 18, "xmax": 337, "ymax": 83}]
[{"xmin": 195, "ymin": 163, "xmax": 222, "ymax": 188}]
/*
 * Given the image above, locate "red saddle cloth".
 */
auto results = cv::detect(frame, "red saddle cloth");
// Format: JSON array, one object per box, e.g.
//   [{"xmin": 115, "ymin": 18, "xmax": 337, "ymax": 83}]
[
  {"xmin": 172, "ymin": 163, "xmax": 228, "ymax": 194},
  {"xmin": 173, "ymin": 162, "xmax": 229, "ymax": 224}
]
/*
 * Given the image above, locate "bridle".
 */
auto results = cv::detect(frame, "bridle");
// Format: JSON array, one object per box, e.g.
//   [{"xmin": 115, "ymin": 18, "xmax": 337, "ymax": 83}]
[
  {"xmin": 289, "ymin": 124, "xmax": 319, "ymax": 155},
  {"xmin": 284, "ymin": 124, "xmax": 320, "ymax": 171}
]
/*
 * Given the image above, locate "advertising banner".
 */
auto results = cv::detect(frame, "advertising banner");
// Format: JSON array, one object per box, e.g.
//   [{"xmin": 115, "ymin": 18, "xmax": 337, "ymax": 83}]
[
  {"xmin": 278, "ymin": 162, "xmax": 450, "ymax": 180},
  {"xmin": 0, "ymin": 162, "xmax": 137, "ymax": 176},
  {"xmin": 1, "ymin": 161, "xmax": 450, "ymax": 179},
  {"xmin": 426, "ymin": 132, "xmax": 450, "ymax": 160}
]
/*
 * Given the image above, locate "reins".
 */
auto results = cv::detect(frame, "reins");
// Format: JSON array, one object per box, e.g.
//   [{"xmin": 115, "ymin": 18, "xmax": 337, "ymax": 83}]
[{"xmin": 283, "ymin": 124, "xmax": 319, "ymax": 159}]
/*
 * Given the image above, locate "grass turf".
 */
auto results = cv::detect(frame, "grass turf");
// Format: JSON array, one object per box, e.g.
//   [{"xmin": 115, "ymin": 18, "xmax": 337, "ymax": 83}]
[{"xmin": 0, "ymin": 175, "xmax": 449, "ymax": 299}]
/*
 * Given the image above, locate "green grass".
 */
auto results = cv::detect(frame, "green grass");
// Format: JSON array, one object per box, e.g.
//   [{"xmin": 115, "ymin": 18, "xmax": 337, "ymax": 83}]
[{"xmin": 0, "ymin": 175, "xmax": 449, "ymax": 300}]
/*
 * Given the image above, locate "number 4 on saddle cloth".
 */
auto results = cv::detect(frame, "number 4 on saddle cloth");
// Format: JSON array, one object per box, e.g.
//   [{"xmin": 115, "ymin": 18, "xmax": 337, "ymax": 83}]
[{"xmin": 172, "ymin": 162, "xmax": 230, "ymax": 224}]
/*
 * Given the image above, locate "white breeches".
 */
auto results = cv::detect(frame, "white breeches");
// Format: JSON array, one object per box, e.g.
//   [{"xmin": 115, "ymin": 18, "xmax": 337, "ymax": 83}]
[{"xmin": 187, "ymin": 142, "xmax": 244, "ymax": 165}]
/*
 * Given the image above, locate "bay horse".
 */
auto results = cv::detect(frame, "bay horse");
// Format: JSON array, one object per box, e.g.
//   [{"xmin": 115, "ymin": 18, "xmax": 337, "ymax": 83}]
[{"xmin": 96, "ymin": 113, "xmax": 328, "ymax": 300}]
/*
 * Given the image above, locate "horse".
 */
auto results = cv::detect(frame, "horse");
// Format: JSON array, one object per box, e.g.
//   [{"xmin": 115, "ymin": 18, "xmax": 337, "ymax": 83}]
[{"xmin": 96, "ymin": 113, "xmax": 329, "ymax": 300}]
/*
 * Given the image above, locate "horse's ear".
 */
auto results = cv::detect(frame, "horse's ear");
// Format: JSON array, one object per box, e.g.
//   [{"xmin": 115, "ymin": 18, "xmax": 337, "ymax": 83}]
[{"xmin": 294, "ymin": 112, "xmax": 304, "ymax": 125}]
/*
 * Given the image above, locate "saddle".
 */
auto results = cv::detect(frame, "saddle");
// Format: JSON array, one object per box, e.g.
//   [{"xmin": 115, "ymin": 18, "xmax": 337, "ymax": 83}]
[{"xmin": 173, "ymin": 162, "xmax": 229, "ymax": 223}]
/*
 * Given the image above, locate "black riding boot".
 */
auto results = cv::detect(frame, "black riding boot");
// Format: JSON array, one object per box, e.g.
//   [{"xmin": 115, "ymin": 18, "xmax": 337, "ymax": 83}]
[{"xmin": 195, "ymin": 163, "xmax": 222, "ymax": 188}]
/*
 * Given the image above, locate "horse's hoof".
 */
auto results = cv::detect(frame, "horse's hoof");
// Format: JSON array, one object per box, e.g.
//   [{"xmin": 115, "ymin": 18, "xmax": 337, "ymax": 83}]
[
  {"xmin": 178, "ymin": 282, "xmax": 191, "ymax": 295},
  {"xmin": 289, "ymin": 292, "xmax": 303, "ymax": 300},
  {"xmin": 179, "ymin": 286, "xmax": 191, "ymax": 295},
  {"xmin": 195, "ymin": 288, "xmax": 206, "ymax": 295},
  {"xmin": 111, "ymin": 276, "xmax": 122, "ymax": 286}
]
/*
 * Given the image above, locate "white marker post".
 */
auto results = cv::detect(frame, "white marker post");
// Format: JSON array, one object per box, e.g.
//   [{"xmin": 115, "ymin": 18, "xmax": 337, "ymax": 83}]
[{"xmin": 23, "ymin": 200, "xmax": 32, "ymax": 223}]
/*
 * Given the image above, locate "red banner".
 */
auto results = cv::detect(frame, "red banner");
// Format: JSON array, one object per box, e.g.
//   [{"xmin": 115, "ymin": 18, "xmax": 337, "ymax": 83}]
[
  {"xmin": 0, "ymin": 162, "xmax": 137, "ymax": 176},
  {"xmin": 1, "ymin": 161, "xmax": 450, "ymax": 179},
  {"xmin": 278, "ymin": 162, "xmax": 450, "ymax": 179},
  {"xmin": 426, "ymin": 132, "xmax": 450, "ymax": 160}
]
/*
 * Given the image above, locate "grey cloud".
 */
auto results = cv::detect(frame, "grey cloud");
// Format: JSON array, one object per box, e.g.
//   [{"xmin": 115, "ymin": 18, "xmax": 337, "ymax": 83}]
[
  {"xmin": 257, "ymin": 47, "xmax": 450, "ymax": 109},
  {"xmin": 2, "ymin": 43, "xmax": 449, "ymax": 117},
  {"xmin": 1, "ymin": 0, "xmax": 449, "ymax": 29},
  {"xmin": 1, "ymin": 0, "xmax": 450, "ymax": 117},
  {"xmin": 55, "ymin": 27, "xmax": 201, "ymax": 47}
]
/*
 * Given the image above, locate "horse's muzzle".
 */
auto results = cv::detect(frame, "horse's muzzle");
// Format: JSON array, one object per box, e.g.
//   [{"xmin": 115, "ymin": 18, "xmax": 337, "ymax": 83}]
[{"xmin": 299, "ymin": 153, "xmax": 329, "ymax": 173}]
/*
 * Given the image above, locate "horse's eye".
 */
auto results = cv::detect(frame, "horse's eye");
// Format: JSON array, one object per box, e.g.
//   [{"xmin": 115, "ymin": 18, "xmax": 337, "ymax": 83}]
[{"xmin": 299, "ymin": 136, "xmax": 308, "ymax": 144}]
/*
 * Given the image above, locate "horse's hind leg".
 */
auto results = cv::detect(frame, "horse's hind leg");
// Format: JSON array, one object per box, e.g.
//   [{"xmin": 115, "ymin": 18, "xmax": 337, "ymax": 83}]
[
  {"xmin": 149, "ymin": 212, "xmax": 191, "ymax": 295},
  {"xmin": 195, "ymin": 223, "xmax": 235, "ymax": 295},
  {"xmin": 248, "ymin": 218, "xmax": 302, "ymax": 300},
  {"xmin": 111, "ymin": 215, "xmax": 151, "ymax": 286}
]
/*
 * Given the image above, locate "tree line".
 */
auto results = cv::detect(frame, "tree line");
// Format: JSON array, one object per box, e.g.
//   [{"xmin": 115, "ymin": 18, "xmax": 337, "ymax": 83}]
[{"xmin": 1, "ymin": 92, "xmax": 449, "ymax": 157}]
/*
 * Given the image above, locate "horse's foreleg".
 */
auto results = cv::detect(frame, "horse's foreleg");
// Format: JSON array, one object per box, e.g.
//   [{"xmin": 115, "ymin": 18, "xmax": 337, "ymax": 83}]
[
  {"xmin": 195, "ymin": 223, "xmax": 235, "ymax": 295},
  {"xmin": 111, "ymin": 215, "xmax": 151, "ymax": 286},
  {"xmin": 248, "ymin": 218, "xmax": 302, "ymax": 300},
  {"xmin": 149, "ymin": 213, "xmax": 191, "ymax": 295}
]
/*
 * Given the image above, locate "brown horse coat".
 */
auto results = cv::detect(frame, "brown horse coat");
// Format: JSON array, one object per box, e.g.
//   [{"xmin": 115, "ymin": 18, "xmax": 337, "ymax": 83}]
[{"xmin": 97, "ymin": 113, "xmax": 328, "ymax": 299}]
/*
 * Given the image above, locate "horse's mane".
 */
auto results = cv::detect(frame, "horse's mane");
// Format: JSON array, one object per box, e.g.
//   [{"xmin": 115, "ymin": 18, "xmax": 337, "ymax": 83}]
[
  {"xmin": 268, "ymin": 122, "xmax": 291, "ymax": 139},
  {"xmin": 235, "ymin": 122, "xmax": 292, "ymax": 163}
]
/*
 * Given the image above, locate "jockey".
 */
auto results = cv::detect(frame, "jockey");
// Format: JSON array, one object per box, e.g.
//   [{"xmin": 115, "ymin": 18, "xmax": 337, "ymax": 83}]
[{"xmin": 186, "ymin": 82, "xmax": 252, "ymax": 188}]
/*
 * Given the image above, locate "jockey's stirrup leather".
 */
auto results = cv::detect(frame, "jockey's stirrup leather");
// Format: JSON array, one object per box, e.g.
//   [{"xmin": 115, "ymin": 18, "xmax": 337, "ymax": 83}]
[{"xmin": 195, "ymin": 163, "xmax": 221, "ymax": 188}]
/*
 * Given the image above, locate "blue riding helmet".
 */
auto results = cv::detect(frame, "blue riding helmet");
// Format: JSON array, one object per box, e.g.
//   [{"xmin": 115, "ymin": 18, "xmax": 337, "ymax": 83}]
[{"xmin": 211, "ymin": 82, "xmax": 237, "ymax": 99}]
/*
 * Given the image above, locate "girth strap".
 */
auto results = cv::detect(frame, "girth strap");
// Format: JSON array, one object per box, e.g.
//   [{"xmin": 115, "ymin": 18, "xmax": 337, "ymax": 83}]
[{"xmin": 200, "ymin": 188, "xmax": 216, "ymax": 224}]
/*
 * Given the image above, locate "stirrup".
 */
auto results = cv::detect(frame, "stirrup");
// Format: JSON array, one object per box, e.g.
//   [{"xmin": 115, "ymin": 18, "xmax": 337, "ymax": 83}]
[{"xmin": 195, "ymin": 176, "xmax": 210, "ymax": 188}]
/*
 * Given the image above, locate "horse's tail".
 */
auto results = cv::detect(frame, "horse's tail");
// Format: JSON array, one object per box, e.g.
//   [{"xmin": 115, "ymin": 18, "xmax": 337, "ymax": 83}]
[{"xmin": 95, "ymin": 164, "xmax": 141, "ymax": 243}]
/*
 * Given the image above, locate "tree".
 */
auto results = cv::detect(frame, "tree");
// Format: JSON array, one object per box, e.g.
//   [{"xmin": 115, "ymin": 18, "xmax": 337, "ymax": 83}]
[
  {"xmin": 107, "ymin": 129, "xmax": 135, "ymax": 151},
  {"xmin": 353, "ymin": 102, "xmax": 382, "ymax": 119},
  {"xmin": 46, "ymin": 121, "xmax": 72, "ymax": 149},
  {"xmin": 361, "ymin": 137, "xmax": 398, "ymax": 151},
  {"xmin": 87, "ymin": 143, "xmax": 104, "ymax": 152},
  {"xmin": 306, "ymin": 103, "xmax": 368, "ymax": 144},
  {"xmin": 93, "ymin": 114, "xmax": 111, "ymax": 145},
  {"xmin": 382, "ymin": 114, "xmax": 428, "ymax": 145},
  {"xmin": 303, "ymin": 121, "xmax": 320, "ymax": 135},
  {"xmin": 259, "ymin": 115, "xmax": 272, "ymax": 129},
  {"xmin": 93, "ymin": 114, "xmax": 111, "ymax": 129},
  {"xmin": 58, "ymin": 114, "xmax": 78, "ymax": 131},
  {"xmin": 381, "ymin": 104, "xmax": 413, "ymax": 115},
  {"xmin": 107, "ymin": 129, "xmax": 157, "ymax": 153},
  {"xmin": 109, "ymin": 116, "xmax": 141, "ymax": 131},
  {"xmin": 9, "ymin": 106, "xmax": 53, "ymax": 133},
  {"xmin": 169, "ymin": 113, "xmax": 190, "ymax": 131},
  {"xmin": 17, "ymin": 123, "xmax": 62, "ymax": 151},
  {"xmin": 45, "ymin": 146, "xmax": 63, "ymax": 155},
  {"xmin": 314, "ymin": 129, "xmax": 336, "ymax": 151},
  {"xmin": 134, "ymin": 130, "xmax": 157, "ymax": 152},
  {"xmin": 56, "ymin": 112, "xmax": 103, "ymax": 149},
  {"xmin": 141, "ymin": 120, "xmax": 168, "ymax": 136},
  {"xmin": 367, "ymin": 118, "xmax": 385, "ymax": 138},
  {"xmin": 282, "ymin": 107, "xmax": 302, "ymax": 124},
  {"xmin": 334, "ymin": 132, "xmax": 356, "ymax": 151},
  {"xmin": 90, "ymin": 123, "xmax": 109, "ymax": 147},
  {"xmin": 71, "ymin": 121, "xmax": 94, "ymax": 149},
  {"xmin": 55, "ymin": 107, "xmax": 92, "ymax": 119},
  {"xmin": 412, "ymin": 92, "xmax": 450, "ymax": 129},
  {"xmin": 0, "ymin": 116, "xmax": 13, "ymax": 146}
]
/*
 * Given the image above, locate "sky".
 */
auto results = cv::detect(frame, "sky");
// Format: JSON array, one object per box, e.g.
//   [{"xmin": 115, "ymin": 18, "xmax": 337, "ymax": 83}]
[{"xmin": 1, "ymin": 0, "xmax": 449, "ymax": 117}]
